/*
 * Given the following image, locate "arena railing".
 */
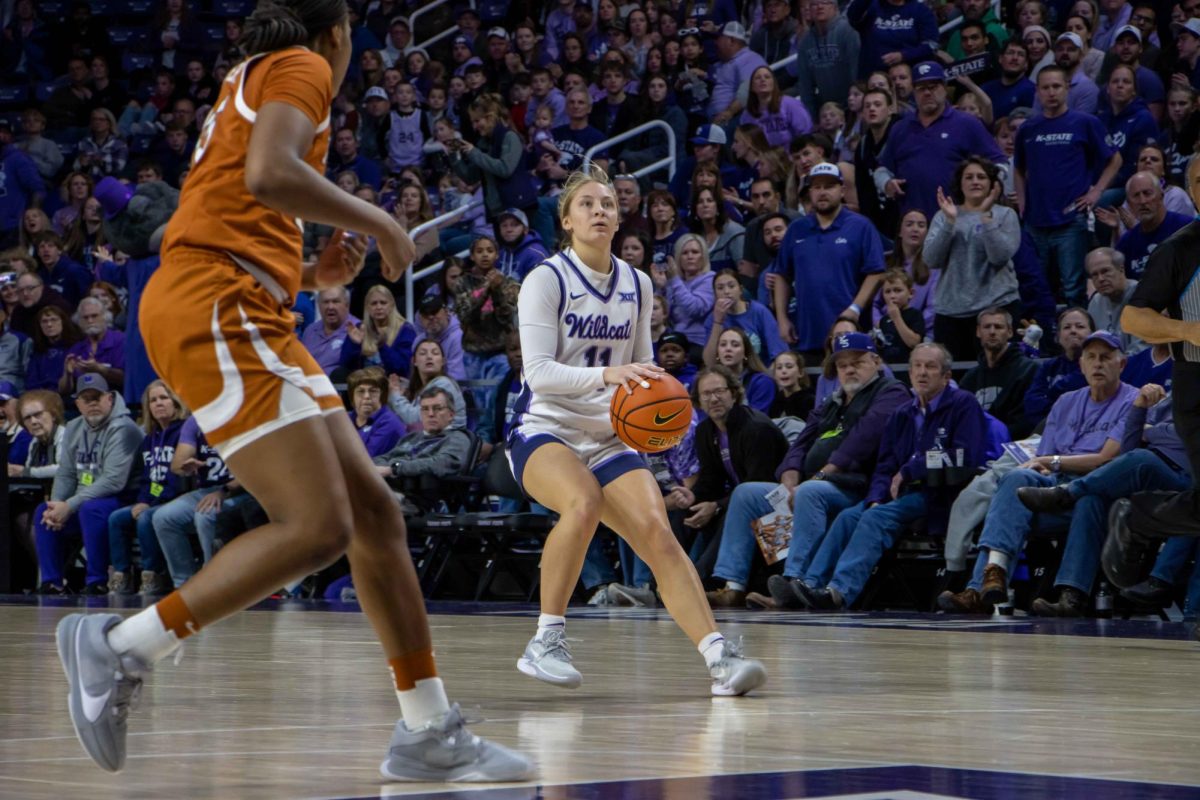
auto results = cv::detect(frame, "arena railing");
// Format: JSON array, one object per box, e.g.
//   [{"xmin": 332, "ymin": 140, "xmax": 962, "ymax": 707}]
[
  {"xmin": 410, "ymin": 0, "xmax": 474, "ymax": 53},
  {"xmin": 403, "ymin": 199, "xmax": 484, "ymax": 321},
  {"xmin": 581, "ymin": 120, "xmax": 677, "ymax": 183}
]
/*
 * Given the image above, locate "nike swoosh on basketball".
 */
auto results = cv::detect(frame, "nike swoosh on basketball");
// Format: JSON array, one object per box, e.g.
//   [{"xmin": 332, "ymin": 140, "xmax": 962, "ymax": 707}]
[
  {"xmin": 77, "ymin": 625, "xmax": 111, "ymax": 723},
  {"xmin": 654, "ymin": 409, "xmax": 684, "ymax": 426}
]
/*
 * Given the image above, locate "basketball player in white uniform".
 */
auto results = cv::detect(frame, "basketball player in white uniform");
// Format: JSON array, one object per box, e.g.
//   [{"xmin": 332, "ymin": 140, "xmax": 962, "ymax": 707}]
[{"xmin": 506, "ymin": 169, "xmax": 767, "ymax": 696}]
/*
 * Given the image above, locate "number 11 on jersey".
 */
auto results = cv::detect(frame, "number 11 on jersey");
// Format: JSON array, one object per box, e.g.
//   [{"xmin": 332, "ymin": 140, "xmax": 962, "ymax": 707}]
[{"xmin": 583, "ymin": 346, "xmax": 612, "ymax": 367}]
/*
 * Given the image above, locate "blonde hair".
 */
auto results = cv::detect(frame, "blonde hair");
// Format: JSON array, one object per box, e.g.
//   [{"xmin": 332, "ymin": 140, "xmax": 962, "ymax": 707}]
[
  {"xmin": 360, "ymin": 284, "xmax": 407, "ymax": 358},
  {"xmin": 139, "ymin": 379, "xmax": 188, "ymax": 434},
  {"xmin": 557, "ymin": 165, "xmax": 617, "ymax": 250}
]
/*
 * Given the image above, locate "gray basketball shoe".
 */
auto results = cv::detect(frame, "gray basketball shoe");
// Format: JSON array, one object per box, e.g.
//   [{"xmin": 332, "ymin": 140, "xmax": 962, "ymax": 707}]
[
  {"xmin": 379, "ymin": 703, "xmax": 534, "ymax": 782},
  {"xmin": 709, "ymin": 638, "xmax": 767, "ymax": 697},
  {"xmin": 56, "ymin": 613, "xmax": 151, "ymax": 773},
  {"xmin": 516, "ymin": 628, "xmax": 582, "ymax": 688}
]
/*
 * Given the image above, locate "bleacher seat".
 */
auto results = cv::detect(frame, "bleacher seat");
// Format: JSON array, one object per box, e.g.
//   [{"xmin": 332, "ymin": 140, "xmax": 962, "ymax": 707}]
[
  {"xmin": 121, "ymin": 52, "xmax": 156, "ymax": 74},
  {"xmin": 0, "ymin": 85, "xmax": 30, "ymax": 107},
  {"xmin": 214, "ymin": 0, "xmax": 256, "ymax": 16}
]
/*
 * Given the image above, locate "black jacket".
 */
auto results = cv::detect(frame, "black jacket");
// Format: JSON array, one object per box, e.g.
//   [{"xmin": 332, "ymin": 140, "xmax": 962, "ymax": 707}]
[
  {"xmin": 692, "ymin": 404, "xmax": 789, "ymax": 506},
  {"xmin": 959, "ymin": 344, "xmax": 1039, "ymax": 439}
]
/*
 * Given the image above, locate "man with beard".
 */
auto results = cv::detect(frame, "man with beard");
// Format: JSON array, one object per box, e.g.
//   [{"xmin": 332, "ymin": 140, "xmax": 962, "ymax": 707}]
[
  {"xmin": 959, "ymin": 307, "xmax": 1039, "ymax": 439},
  {"xmin": 1112, "ymin": 171, "xmax": 1192, "ymax": 280},
  {"xmin": 755, "ymin": 212, "xmax": 792, "ymax": 310},
  {"xmin": 876, "ymin": 61, "xmax": 1006, "ymax": 219},
  {"xmin": 981, "ymin": 40, "xmax": 1035, "ymax": 119},
  {"xmin": 32, "ymin": 373, "xmax": 142, "ymax": 594},
  {"xmin": 739, "ymin": 178, "xmax": 800, "ymax": 284},
  {"xmin": 775, "ymin": 163, "xmax": 886, "ymax": 362},
  {"xmin": 60, "ymin": 297, "xmax": 124, "ymax": 395}
]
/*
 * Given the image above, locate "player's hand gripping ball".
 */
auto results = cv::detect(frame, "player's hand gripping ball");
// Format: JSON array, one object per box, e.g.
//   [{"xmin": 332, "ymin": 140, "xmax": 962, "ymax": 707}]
[{"xmin": 610, "ymin": 373, "xmax": 693, "ymax": 453}]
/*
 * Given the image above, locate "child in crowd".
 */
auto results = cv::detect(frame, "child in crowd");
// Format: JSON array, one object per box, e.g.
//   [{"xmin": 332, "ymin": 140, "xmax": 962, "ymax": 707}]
[{"xmin": 873, "ymin": 269, "xmax": 925, "ymax": 364}]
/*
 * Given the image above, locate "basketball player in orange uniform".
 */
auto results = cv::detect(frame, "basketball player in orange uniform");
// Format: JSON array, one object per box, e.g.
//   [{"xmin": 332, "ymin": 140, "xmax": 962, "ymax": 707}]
[
  {"xmin": 506, "ymin": 168, "xmax": 767, "ymax": 696},
  {"xmin": 54, "ymin": 0, "xmax": 531, "ymax": 782}
]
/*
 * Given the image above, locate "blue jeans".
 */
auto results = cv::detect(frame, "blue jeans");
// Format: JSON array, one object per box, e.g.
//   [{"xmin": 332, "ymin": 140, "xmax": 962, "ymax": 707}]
[
  {"xmin": 153, "ymin": 488, "xmax": 237, "ymax": 587},
  {"xmin": 617, "ymin": 540, "xmax": 653, "ymax": 588},
  {"xmin": 1027, "ymin": 216, "xmax": 1089, "ymax": 307},
  {"xmin": 34, "ymin": 496, "xmax": 122, "ymax": 587},
  {"xmin": 804, "ymin": 493, "xmax": 928, "ymax": 605},
  {"xmin": 712, "ymin": 480, "xmax": 860, "ymax": 586},
  {"xmin": 463, "ymin": 350, "xmax": 510, "ymax": 440},
  {"xmin": 1054, "ymin": 450, "xmax": 1192, "ymax": 593},
  {"xmin": 968, "ymin": 469, "xmax": 1071, "ymax": 591},
  {"xmin": 581, "ymin": 533, "xmax": 619, "ymax": 589},
  {"xmin": 108, "ymin": 504, "xmax": 164, "ymax": 574}
]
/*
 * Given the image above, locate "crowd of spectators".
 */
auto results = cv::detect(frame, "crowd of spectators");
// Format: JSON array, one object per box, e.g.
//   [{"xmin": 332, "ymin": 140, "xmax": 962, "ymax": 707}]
[{"xmin": 2, "ymin": 0, "xmax": 1199, "ymax": 618}]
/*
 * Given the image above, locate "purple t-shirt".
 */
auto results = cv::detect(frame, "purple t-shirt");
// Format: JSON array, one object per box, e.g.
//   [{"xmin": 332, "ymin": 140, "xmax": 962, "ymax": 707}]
[
  {"xmin": 717, "ymin": 429, "xmax": 740, "ymax": 487},
  {"xmin": 1037, "ymin": 383, "xmax": 1139, "ymax": 456},
  {"xmin": 740, "ymin": 96, "xmax": 814, "ymax": 149},
  {"xmin": 65, "ymin": 329, "xmax": 125, "ymax": 380}
]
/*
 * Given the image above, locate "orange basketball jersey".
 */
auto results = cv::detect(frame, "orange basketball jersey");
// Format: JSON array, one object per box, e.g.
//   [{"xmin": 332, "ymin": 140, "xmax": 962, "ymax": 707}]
[{"xmin": 162, "ymin": 47, "xmax": 333, "ymax": 304}]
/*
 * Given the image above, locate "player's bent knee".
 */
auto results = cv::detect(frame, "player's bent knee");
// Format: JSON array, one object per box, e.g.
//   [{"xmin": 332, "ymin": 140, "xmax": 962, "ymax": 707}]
[
  {"xmin": 558, "ymin": 491, "xmax": 604, "ymax": 532},
  {"xmin": 295, "ymin": 508, "xmax": 355, "ymax": 570}
]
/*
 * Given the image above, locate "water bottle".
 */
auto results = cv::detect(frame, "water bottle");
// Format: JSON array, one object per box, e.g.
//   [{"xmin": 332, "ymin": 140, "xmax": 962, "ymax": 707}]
[{"xmin": 1095, "ymin": 580, "xmax": 1113, "ymax": 619}]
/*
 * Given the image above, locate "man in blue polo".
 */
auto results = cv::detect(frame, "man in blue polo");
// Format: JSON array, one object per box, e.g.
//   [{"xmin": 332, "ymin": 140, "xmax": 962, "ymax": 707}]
[
  {"xmin": 773, "ymin": 162, "xmax": 885, "ymax": 360},
  {"xmin": 1113, "ymin": 171, "xmax": 1192, "ymax": 280},
  {"xmin": 875, "ymin": 61, "xmax": 1006, "ymax": 219},
  {"xmin": 1015, "ymin": 64, "xmax": 1122, "ymax": 307}
]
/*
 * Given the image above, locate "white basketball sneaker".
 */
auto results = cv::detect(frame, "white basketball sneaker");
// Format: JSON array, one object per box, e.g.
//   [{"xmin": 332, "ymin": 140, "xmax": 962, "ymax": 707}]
[{"xmin": 516, "ymin": 628, "xmax": 582, "ymax": 688}]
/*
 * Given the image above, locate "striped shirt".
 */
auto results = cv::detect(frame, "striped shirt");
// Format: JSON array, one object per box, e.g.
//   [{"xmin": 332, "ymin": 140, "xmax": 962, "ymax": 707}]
[{"xmin": 1128, "ymin": 219, "xmax": 1200, "ymax": 363}]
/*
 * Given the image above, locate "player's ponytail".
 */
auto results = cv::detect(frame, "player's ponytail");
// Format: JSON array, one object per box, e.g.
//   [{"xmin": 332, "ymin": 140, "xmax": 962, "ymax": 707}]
[
  {"xmin": 241, "ymin": 0, "xmax": 347, "ymax": 56},
  {"xmin": 558, "ymin": 165, "xmax": 616, "ymax": 251}
]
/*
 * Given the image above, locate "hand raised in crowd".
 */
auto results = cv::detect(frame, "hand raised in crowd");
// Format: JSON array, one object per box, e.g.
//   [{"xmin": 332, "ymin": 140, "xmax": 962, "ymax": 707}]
[
  {"xmin": 346, "ymin": 320, "xmax": 365, "ymax": 345},
  {"xmin": 1093, "ymin": 206, "xmax": 1120, "ymax": 230},
  {"xmin": 389, "ymin": 373, "xmax": 409, "ymax": 399},
  {"xmin": 935, "ymin": 185, "xmax": 958, "ymax": 222},
  {"xmin": 603, "ymin": 362, "xmax": 664, "ymax": 395},
  {"xmin": 650, "ymin": 262, "xmax": 668, "ymax": 290},
  {"xmin": 486, "ymin": 269, "xmax": 507, "ymax": 289},
  {"xmin": 978, "ymin": 182, "xmax": 1001, "ymax": 215},
  {"xmin": 884, "ymin": 178, "xmax": 906, "ymax": 199},
  {"xmin": 1134, "ymin": 383, "xmax": 1166, "ymax": 408}
]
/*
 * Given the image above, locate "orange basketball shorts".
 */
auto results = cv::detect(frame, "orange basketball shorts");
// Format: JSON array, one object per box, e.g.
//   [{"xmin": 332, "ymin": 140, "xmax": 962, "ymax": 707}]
[{"xmin": 141, "ymin": 247, "xmax": 343, "ymax": 458}]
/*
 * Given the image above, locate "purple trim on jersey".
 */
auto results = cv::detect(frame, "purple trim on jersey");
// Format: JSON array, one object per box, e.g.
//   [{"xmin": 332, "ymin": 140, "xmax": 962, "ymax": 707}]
[
  {"xmin": 592, "ymin": 451, "xmax": 649, "ymax": 486},
  {"xmin": 632, "ymin": 261, "xmax": 643, "ymax": 317},
  {"xmin": 562, "ymin": 250, "xmax": 621, "ymax": 304}
]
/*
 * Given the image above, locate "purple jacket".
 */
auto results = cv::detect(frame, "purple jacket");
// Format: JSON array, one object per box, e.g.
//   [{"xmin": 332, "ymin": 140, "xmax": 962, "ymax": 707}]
[
  {"xmin": 867, "ymin": 385, "xmax": 988, "ymax": 534},
  {"xmin": 356, "ymin": 406, "xmax": 406, "ymax": 458}
]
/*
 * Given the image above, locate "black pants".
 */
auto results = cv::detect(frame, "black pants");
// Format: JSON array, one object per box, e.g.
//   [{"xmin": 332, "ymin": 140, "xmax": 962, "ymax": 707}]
[{"xmin": 1128, "ymin": 361, "xmax": 1200, "ymax": 537}]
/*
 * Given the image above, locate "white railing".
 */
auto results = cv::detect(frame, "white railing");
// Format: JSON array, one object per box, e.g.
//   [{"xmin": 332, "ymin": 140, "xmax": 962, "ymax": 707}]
[
  {"xmin": 582, "ymin": 120, "xmax": 677, "ymax": 182},
  {"xmin": 770, "ymin": 52, "xmax": 797, "ymax": 75},
  {"xmin": 410, "ymin": 0, "xmax": 472, "ymax": 53},
  {"xmin": 403, "ymin": 199, "xmax": 484, "ymax": 321}
]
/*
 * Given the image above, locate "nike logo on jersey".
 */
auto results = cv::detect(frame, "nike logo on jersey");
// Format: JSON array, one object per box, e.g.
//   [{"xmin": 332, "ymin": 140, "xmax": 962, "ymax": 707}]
[
  {"xmin": 77, "ymin": 625, "xmax": 111, "ymax": 723},
  {"xmin": 654, "ymin": 409, "xmax": 685, "ymax": 426},
  {"xmin": 570, "ymin": 292, "xmax": 587, "ymax": 300}
]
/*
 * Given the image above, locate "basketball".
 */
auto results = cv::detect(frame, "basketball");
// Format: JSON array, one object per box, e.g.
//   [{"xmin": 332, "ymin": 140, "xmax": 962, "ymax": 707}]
[{"xmin": 609, "ymin": 373, "xmax": 693, "ymax": 453}]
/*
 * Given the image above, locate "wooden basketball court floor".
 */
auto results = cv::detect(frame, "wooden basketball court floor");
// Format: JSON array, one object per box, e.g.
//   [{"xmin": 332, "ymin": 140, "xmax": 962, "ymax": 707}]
[{"xmin": 2, "ymin": 597, "xmax": 1199, "ymax": 800}]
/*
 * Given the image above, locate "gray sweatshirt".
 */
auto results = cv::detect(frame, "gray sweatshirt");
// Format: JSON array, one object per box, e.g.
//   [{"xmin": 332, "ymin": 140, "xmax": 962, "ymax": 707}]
[
  {"xmin": 23, "ymin": 424, "xmax": 66, "ymax": 480},
  {"xmin": 924, "ymin": 205, "xmax": 1021, "ymax": 318},
  {"xmin": 52, "ymin": 392, "xmax": 143, "ymax": 512},
  {"xmin": 791, "ymin": 17, "xmax": 861, "ymax": 111}
]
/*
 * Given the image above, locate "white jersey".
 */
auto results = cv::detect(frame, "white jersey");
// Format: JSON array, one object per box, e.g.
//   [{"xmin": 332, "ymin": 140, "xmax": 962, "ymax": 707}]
[{"xmin": 511, "ymin": 248, "xmax": 654, "ymax": 436}]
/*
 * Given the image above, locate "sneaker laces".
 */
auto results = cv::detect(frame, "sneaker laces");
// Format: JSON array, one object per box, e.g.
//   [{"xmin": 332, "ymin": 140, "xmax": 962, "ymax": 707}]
[
  {"xmin": 711, "ymin": 636, "xmax": 746, "ymax": 680},
  {"xmin": 536, "ymin": 629, "xmax": 575, "ymax": 662},
  {"xmin": 110, "ymin": 671, "xmax": 144, "ymax": 722}
]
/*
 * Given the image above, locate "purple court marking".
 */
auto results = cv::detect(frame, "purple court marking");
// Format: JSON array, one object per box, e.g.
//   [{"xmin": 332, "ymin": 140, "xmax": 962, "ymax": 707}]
[
  {"xmin": 2, "ymin": 595, "xmax": 1195, "ymax": 642},
  {"xmin": 327, "ymin": 765, "xmax": 1200, "ymax": 799}
]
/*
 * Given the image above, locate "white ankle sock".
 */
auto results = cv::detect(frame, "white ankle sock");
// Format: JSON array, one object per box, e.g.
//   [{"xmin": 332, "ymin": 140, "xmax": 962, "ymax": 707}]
[
  {"xmin": 987, "ymin": 550, "xmax": 1010, "ymax": 570},
  {"xmin": 536, "ymin": 613, "xmax": 566, "ymax": 640},
  {"xmin": 105, "ymin": 605, "xmax": 182, "ymax": 665},
  {"xmin": 698, "ymin": 631, "xmax": 726, "ymax": 668},
  {"xmin": 396, "ymin": 677, "xmax": 451, "ymax": 730},
  {"xmin": 726, "ymin": 581, "xmax": 746, "ymax": 592}
]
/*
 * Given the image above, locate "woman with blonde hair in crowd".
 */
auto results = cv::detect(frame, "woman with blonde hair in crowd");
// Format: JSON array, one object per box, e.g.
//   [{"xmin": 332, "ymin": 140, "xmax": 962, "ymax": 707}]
[
  {"xmin": 652, "ymin": 232, "xmax": 714, "ymax": 345},
  {"xmin": 107, "ymin": 379, "xmax": 188, "ymax": 596},
  {"xmin": 395, "ymin": 181, "xmax": 439, "ymax": 263},
  {"xmin": 340, "ymin": 284, "xmax": 416, "ymax": 377}
]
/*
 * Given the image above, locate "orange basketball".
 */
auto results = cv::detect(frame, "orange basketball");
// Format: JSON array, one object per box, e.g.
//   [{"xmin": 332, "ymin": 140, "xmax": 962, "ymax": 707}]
[{"xmin": 609, "ymin": 373, "xmax": 693, "ymax": 453}]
